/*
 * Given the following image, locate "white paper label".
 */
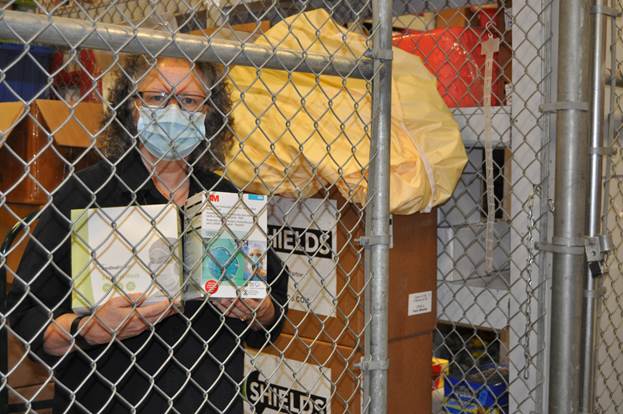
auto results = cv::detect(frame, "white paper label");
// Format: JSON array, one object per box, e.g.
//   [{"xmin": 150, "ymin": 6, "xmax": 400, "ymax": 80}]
[
  {"xmin": 268, "ymin": 197, "xmax": 338, "ymax": 317},
  {"xmin": 407, "ymin": 291, "xmax": 432, "ymax": 316},
  {"xmin": 504, "ymin": 7, "xmax": 512, "ymax": 31},
  {"xmin": 243, "ymin": 352, "xmax": 331, "ymax": 413}
]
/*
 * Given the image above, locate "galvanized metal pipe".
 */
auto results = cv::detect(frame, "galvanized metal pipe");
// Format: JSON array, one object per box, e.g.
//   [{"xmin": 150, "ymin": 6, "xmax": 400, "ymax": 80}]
[
  {"xmin": 0, "ymin": 10, "xmax": 373, "ymax": 79},
  {"xmin": 366, "ymin": 0, "xmax": 392, "ymax": 411},
  {"xmin": 579, "ymin": 0, "xmax": 609, "ymax": 411},
  {"xmin": 548, "ymin": 0, "xmax": 592, "ymax": 411}
]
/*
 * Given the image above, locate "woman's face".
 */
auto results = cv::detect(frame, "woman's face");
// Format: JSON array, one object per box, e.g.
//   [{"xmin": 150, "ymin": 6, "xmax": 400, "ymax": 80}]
[{"xmin": 132, "ymin": 58, "xmax": 208, "ymax": 125}]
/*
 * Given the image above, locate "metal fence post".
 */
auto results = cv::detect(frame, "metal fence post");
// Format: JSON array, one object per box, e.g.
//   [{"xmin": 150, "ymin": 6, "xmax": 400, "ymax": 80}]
[
  {"xmin": 579, "ymin": 0, "xmax": 611, "ymax": 410},
  {"xmin": 548, "ymin": 0, "xmax": 592, "ymax": 410},
  {"xmin": 366, "ymin": 0, "xmax": 393, "ymax": 412}
]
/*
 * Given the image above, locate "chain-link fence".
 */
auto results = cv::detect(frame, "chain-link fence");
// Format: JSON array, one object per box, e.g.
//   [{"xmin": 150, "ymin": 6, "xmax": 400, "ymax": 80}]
[
  {"xmin": 595, "ymin": 1, "xmax": 623, "ymax": 412},
  {"xmin": 0, "ymin": 0, "xmax": 401, "ymax": 413},
  {"xmin": 387, "ymin": 1, "xmax": 555, "ymax": 412},
  {"xmin": 596, "ymin": 89, "xmax": 623, "ymax": 414},
  {"xmin": 2, "ymin": 0, "xmax": 620, "ymax": 413}
]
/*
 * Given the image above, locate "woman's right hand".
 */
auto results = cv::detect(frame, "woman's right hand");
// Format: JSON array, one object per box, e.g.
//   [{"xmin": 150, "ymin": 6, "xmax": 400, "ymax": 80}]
[{"xmin": 80, "ymin": 294, "xmax": 175, "ymax": 345}]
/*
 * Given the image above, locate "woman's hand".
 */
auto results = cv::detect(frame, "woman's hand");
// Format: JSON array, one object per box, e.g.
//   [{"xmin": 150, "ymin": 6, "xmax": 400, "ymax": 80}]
[
  {"xmin": 43, "ymin": 294, "xmax": 176, "ymax": 356},
  {"xmin": 80, "ymin": 294, "xmax": 175, "ymax": 345},
  {"xmin": 213, "ymin": 297, "xmax": 276, "ymax": 330}
]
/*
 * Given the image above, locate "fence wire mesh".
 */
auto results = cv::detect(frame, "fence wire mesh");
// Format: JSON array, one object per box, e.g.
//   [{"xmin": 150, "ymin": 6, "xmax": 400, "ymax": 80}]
[
  {"xmin": 0, "ymin": 0, "xmax": 564, "ymax": 413},
  {"xmin": 595, "ymin": 5, "xmax": 623, "ymax": 413},
  {"xmin": 0, "ymin": 0, "xmax": 391, "ymax": 413},
  {"xmin": 387, "ymin": 1, "xmax": 555, "ymax": 413}
]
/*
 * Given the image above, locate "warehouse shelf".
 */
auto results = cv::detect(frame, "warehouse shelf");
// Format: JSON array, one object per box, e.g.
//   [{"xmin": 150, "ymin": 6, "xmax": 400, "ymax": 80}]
[
  {"xmin": 437, "ymin": 275, "xmax": 510, "ymax": 330},
  {"xmin": 452, "ymin": 106, "xmax": 511, "ymax": 148}
]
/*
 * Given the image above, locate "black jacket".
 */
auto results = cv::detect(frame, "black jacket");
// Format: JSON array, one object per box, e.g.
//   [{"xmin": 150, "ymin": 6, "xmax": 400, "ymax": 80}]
[{"xmin": 7, "ymin": 150, "xmax": 289, "ymax": 413}]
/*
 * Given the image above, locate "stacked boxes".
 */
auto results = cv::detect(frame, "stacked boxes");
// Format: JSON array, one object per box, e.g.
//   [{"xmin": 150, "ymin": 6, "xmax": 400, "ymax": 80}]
[
  {"xmin": 0, "ymin": 100, "xmax": 102, "ymax": 205},
  {"xmin": 244, "ymin": 334, "xmax": 360, "ymax": 413},
  {"xmin": 251, "ymin": 191, "xmax": 437, "ymax": 411},
  {"xmin": 0, "ymin": 100, "xmax": 103, "ymax": 412}
]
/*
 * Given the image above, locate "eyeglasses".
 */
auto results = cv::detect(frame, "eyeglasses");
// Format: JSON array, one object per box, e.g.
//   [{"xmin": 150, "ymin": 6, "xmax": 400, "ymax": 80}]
[{"xmin": 136, "ymin": 91, "xmax": 207, "ymax": 112}]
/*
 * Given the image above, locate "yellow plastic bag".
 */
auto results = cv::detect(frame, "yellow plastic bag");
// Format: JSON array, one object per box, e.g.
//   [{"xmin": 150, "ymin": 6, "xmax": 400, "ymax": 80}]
[{"xmin": 225, "ymin": 10, "xmax": 467, "ymax": 214}]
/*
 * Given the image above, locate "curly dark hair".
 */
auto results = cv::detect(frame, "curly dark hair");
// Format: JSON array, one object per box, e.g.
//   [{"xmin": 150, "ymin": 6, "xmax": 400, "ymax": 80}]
[{"xmin": 99, "ymin": 55, "xmax": 233, "ymax": 172}]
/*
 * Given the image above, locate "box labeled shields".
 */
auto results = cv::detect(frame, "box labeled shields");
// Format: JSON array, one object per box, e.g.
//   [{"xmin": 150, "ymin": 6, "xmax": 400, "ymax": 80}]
[
  {"xmin": 243, "ymin": 334, "xmax": 359, "ymax": 414},
  {"xmin": 268, "ymin": 192, "xmax": 437, "ymax": 348},
  {"xmin": 242, "ymin": 332, "xmax": 434, "ymax": 413}
]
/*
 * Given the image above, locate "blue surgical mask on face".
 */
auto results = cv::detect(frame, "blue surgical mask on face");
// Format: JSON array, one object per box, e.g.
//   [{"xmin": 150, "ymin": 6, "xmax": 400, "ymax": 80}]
[{"xmin": 137, "ymin": 105, "xmax": 206, "ymax": 160}]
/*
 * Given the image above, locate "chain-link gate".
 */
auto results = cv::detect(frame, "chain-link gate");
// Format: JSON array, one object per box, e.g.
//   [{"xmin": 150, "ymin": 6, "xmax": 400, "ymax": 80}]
[
  {"xmin": 595, "ymin": 0, "xmax": 623, "ymax": 412},
  {"xmin": 0, "ymin": 0, "xmax": 402, "ymax": 412},
  {"xmin": 387, "ymin": 1, "xmax": 556, "ymax": 412}
]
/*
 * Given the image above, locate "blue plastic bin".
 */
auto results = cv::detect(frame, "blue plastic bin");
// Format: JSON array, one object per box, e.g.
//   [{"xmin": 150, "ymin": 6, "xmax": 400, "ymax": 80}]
[
  {"xmin": 0, "ymin": 43, "xmax": 53, "ymax": 102},
  {"xmin": 444, "ymin": 365, "xmax": 509, "ymax": 413}
]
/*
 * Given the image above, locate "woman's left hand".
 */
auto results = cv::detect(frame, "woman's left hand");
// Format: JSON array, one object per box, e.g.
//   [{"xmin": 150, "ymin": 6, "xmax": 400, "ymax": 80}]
[{"xmin": 213, "ymin": 297, "xmax": 275, "ymax": 330}]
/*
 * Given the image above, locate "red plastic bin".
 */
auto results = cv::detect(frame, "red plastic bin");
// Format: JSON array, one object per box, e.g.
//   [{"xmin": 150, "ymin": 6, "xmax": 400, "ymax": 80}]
[{"xmin": 393, "ymin": 28, "xmax": 504, "ymax": 108}]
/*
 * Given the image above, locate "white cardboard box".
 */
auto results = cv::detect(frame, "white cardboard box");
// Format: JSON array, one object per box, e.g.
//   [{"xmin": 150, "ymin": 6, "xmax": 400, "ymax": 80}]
[{"xmin": 71, "ymin": 204, "xmax": 182, "ymax": 314}]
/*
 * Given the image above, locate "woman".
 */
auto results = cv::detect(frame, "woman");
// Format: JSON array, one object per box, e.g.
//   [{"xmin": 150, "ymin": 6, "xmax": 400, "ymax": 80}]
[{"xmin": 7, "ymin": 56, "xmax": 289, "ymax": 413}]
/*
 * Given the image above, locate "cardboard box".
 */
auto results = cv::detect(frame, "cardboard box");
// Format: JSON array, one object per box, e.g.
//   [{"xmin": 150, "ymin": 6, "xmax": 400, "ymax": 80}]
[
  {"xmin": 269, "ymin": 193, "xmax": 437, "ymax": 348},
  {"xmin": 390, "ymin": 212, "xmax": 437, "ymax": 338},
  {"xmin": 388, "ymin": 333, "xmax": 433, "ymax": 413},
  {"xmin": 0, "ymin": 100, "xmax": 103, "ymax": 204},
  {"xmin": 268, "ymin": 195, "xmax": 363, "ymax": 348},
  {"xmin": 185, "ymin": 192, "xmax": 268, "ymax": 300},
  {"xmin": 6, "ymin": 330, "xmax": 51, "ymax": 392},
  {"xmin": 8, "ymin": 382, "xmax": 54, "ymax": 414},
  {"xmin": 244, "ymin": 334, "xmax": 360, "ymax": 414},
  {"xmin": 392, "ymin": 13, "xmax": 436, "ymax": 31},
  {"xmin": 71, "ymin": 204, "xmax": 183, "ymax": 314},
  {"xmin": 435, "ymin": 8, "xmax": 470, "ymax": 28},
  {"xmin": 0, "ymin": 100, "xmax": 101, "ymax": 406},
  {"xmin": 243, "ymin": 332, "xmax": 433, "ymax": 414}
]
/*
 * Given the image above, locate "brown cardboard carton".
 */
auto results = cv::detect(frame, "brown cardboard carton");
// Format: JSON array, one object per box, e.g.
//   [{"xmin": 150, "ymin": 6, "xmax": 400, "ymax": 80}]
[
  {"xmin": 388, "ymin": 212, "xmax": 437, "ymax": 339},
  {"xmin": 0, "ymin": 100, "xmax": 103, "ymax": 204},
  {"xmin": 244, "ymin": 332, "xmax": 434, "ymax": 414},
  {"xmin": 435, "ymin": 8, "xmax": 470, "ymax": 28},
  {"xmin": 388, "ymin": 333, "xmax": 434, "ymax": 413},
  {"xmin": 0, "ymin": 102, "xmax": 25, "ymax": 136},
  {"xmin": 6, "ymin": 331, "xmax": 51, "ymax": 390},
  {"xmin": 244, "ymin": 333, "xmax": 361, "ymax": 414},
  {"xmin": 269, "ymin": 195, "xmax": 364, "ymax": 348},
  {"xmin": 8, "ymin": 382, "xmax": 54, "ymax": 414},
  {"xmin": 270, "ymin": 192, "xmax": 437, "ymax": 348},
  {"xmin": 0, "ymin": 100, "xmax": 102, "ymax": 408}
]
